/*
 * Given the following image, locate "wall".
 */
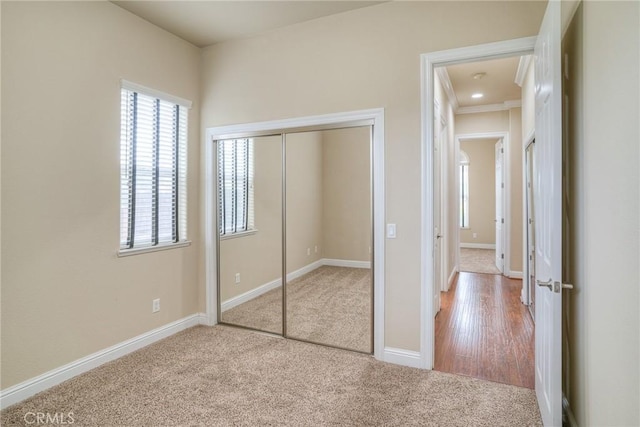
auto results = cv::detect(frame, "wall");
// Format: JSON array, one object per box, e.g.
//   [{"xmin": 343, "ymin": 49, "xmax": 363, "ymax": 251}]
[
  {"xmin": 1, "ymin": 2, "xmax": 201, "ymax": 388},
  {"xmin": 459, "ymin": 139, "xmax": 497, "ymax": 245},
  {"xmin": 322, "ymin": 127, "xmax": 371, "ymax": 262},
  {"xmin": 509, "ymin": 108, "xmax": 523, "ymax": 272},
  {"xmin": 286, "ymin": 132, "xmax": 324, "ymax": 273},
  {"xmin": 455, "ymin": 109, "xmax": 524, "ymax": 274},
  {"xmin": 219, "ymin": 136, "xmax": 284, "ymax": 302},
  {"xmin": 200, "ymin": 1, "xmax": 546, "ymax": 351},
  {"xmin": 521, "ymin": 61, "xmax": 535, "ymax": 141},
  {"xmin": 565, "ymin": 2, "xmax": 640, "ymax": 425}
]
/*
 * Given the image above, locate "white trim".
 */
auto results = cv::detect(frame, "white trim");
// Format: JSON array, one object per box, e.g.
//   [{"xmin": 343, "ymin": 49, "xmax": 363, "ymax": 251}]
[
  {"xmin": 120, "ymin": 79, "xmax": 192, "ymax": 109},
  {"xmin": 289, "ymin": 259, "xmax": 324, "ymax": 280},
  {"xmin": 205, "ymin": 108, "xmax": 385, "ymax": 362},
  {"xmin": 460, "ymin": 243, "xmax": 496, "ymax": 250},
  {"xmin": 322, "ymin": 258, "xmax": 371, "ymax": 269},
  {"xmin": 219, "ymin": 229, "xmax": 258, "ymax": 241},
  {"xmin": 221, "ymin": 278, "xmax": 282, "ymax": 312},
  {"xmin": 456, "ymin": 100, "xmax": 522, "ymax": 115},
  {"xmin": 117, "ymin": 240, "xmax": 191, "ymax": 257},
  {"xmin": 382, "ymin": 347, "xmax": 423, "ymax": 369},
  {"xmin": 0, "ymin": 314, "xmax": 203, "ymax": 409},
  {"xmin": 448, "ymin": 268, "xmax": 457, "ymax": 289},
  {"xmin": 515, "ymin": 55, "xmax": 533, "ymax": 87},
  {"xmin": 435, "ymin": 67, "xmax": 459, "ymax": 111},
  {"xmin": 421, "ymin": 37, "xmax": 536, "ymax": 370},
  {"xmin": 508, "ymin": 271, "xmax": 524, "ymax": 279}
]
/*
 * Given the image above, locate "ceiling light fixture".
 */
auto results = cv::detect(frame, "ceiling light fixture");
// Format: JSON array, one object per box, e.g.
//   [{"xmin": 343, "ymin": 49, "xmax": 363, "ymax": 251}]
[
  {"xmin": 472, "ymin": 72, "xmax": 486, "ymax": 80},
  {"xmin": 471, "ymin": 93, "xmax": 484, "ymax": 99}
]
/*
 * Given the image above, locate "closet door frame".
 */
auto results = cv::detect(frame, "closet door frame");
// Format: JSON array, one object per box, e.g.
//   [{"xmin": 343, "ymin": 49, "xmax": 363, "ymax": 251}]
[{"xmin": 205, "ymin": 108, "xmax": 385, "ymax": 360}]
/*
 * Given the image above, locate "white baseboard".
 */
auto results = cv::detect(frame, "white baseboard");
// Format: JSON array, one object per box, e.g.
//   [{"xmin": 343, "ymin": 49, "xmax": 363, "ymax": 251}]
[
  {"xmin": 0, "ymin": 313, "xmax": 205, "ymax": 410},
  {"xmin": 322, "ymin": 258, "xmax": 371, "ymax": 269},
  {"xmin": 221, "ymin": 278, "xmax": 282, "ymax": 312},
  {"xmin": 221, "ymin": 258, "xmax": 370, "ymax": 311},
  {"xmin": 382, "ymin": 347, "xmax": 422, "ymax": 369},
  {"xmin": 459, "ymin": 243, "xmax": 496, "ymax": 249},
  {"xmin": 508, "ymin": 271, "xmax": 523, "ymax": 279},
  {"xmin": 289, "ymin": 259, "xmax": 324, "ymax": 281}
]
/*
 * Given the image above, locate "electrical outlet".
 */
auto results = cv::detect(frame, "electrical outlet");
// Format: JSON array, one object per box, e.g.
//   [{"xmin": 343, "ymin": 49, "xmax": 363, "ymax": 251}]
[
  {"xmin": 152, "ymin": 299, "xmax": 160, "ymax": 313},
  {"xmin": 473, "ymin": 233, "xmax": 477, "ymax": 239},
  {"xmin": 235, "ymin": 273, "xmax": 241, "ymax": 284},
  {"xmin": 307, "ymin": 248, "xmax": 311, "ymax": 256},
  {"xmin": 314, "ymin": 246, "xmax": 318, "ymax": 253}
]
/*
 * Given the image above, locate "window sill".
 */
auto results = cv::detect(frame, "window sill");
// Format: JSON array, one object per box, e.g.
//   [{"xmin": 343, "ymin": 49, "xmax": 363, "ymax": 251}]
[
  {"xmin": 460, "ymin": 227, "xmax": 470, "ymax": 230},
  {"xmin": 117, "ymin": 241, "xmax": 192, "ymax": 257},
  {"xmin": 220, "ymin": 229, "xmax": 258, "ymax": 241}
]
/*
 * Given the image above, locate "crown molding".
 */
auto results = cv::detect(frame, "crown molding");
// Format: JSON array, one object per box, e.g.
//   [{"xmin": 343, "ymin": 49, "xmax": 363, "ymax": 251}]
[
  {"xmin": 435, "ymin": 67, "xmax": 459, "ymax": 111},
  {"xmin": 456, "ymin": 100, "xmax": 521, "ymax": 115},
  {"xmin": 515, "ymin": 55, "xmax": 532, "ymax": 87}
]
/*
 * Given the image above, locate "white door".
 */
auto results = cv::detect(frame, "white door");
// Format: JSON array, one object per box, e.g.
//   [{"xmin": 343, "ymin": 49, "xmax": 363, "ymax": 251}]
[
  {"xmin": 495, "ymin": 140, "xmax": 504, "ymax": 273},
  {"xmin": 534, "ymin": 0, "xmax": 563, "ymax": 425},
  {"xmin": 433, "ymin": 113, "xmax": 442, "ymax": 315}
]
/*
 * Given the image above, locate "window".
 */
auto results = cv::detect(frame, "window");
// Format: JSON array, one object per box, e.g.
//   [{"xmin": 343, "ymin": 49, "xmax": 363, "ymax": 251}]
[
  {"xmin": 459, "ymin": 150, "xmax": 470, "ymax": 229},
  {"xmin": 218, "ymin": 139, "xmax": 254, "ymax": 236},
  {"xmin": 119, "ymin": 82, "xmax": 189, "ymax": 252}
]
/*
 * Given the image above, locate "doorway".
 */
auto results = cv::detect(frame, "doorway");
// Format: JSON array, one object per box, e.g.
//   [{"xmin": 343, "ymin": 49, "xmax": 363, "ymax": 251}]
[{"xmin": 421, "ymin": 38, "xmax": 536, "ymax": 383}]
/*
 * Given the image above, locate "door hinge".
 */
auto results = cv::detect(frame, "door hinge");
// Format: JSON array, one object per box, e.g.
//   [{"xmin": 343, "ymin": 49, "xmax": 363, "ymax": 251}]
[
  {"xmin": 529, "ymin": 218, "xmax": 533, "ymax": 224},
  {"xmin": 501, "ymin": 182, "xmax": 504, "ymax": 189},
  {"xmin": 501, "ymin": 253, "xmax": 504, "ymax": 259},
  {"xmin": 501, "ymin": 218, "xmax": 504, "ymax": 224},
  {"xmin": 501, "ymin": 148, "xmax": 504, "ymax": 153}
]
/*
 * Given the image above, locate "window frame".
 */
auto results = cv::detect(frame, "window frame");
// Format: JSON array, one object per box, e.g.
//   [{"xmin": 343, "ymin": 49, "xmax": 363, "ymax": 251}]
[
  {"xmin": 117, "ymin": 80, "xmax": 192, "ymax": 257},
  {"xmin": 217, "ymin": 138, "xmax": 256, "ymax": 239},
  {"xmin": 459, "ymin": 150, "xmax": 470, "ymax": 229}
]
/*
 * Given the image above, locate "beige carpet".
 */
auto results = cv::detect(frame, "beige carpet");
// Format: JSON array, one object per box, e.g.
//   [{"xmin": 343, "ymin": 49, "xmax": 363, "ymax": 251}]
[
  {"xmin": 459, "ymin": 248, "xmax": 501, "ymax": 275},
  {"xmin": 1, "ymin": 326, "xmax": 542, "ymax": 426},
  {"xmin": 223, "ymin": 266, "xmax": 372, "ymax": 353}
]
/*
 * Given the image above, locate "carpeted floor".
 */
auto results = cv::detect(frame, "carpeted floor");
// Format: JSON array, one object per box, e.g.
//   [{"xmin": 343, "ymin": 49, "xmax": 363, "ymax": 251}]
[
  {"xmin": 1, "ymin": 326, "xmax": 542, "ymax": 426},
  {"xmin": 222, "ymin": 266, "xmax": 372, "ymax": 353},
  {"xmin": 459, "ymin": 248, "xmax": 501, "ymax": 275}
]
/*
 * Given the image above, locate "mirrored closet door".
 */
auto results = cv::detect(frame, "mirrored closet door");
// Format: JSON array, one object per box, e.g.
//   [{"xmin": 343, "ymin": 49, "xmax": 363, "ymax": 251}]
[
  {"xmin": 215, "ymin": 124, "xmax": 373, "ymax": 354},
  {"xmin": 217, "ymin": 135, "xmax": 283, "ymax": 334}
]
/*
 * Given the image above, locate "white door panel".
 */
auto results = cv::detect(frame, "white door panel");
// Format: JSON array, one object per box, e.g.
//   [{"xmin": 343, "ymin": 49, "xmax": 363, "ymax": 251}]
[
  {"xmin": 495, "ymin": 141, "xmax": 504, "ymax": 273},
  {"xmin": 534, "ymin": 1, "xmax": 563, "ymax": 425}
]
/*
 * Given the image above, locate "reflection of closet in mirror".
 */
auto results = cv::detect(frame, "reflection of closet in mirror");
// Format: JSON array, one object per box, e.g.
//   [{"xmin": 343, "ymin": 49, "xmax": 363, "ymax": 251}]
[
  {"xmin": 217, "ymin": 135, "xmax": 283, "ymax": 334},
  {"xmin": 214, "ymin": 124, "xmax": 373, "ymax": 354},
  {"xmin": 285, "ymin": 127, "xmax": 372, "ymax": 353}
]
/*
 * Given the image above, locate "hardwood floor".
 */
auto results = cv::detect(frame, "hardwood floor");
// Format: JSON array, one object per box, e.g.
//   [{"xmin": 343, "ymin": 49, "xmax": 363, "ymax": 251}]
[{"xmin": 434, "ymin": 272, "xmax": 535, "ymax": 389}]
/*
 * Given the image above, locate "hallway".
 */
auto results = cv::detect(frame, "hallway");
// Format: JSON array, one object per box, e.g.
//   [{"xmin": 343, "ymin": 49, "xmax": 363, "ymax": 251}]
[{"xmin": 435, "ymin": 272, "xmax": 534, "ymax": 388}]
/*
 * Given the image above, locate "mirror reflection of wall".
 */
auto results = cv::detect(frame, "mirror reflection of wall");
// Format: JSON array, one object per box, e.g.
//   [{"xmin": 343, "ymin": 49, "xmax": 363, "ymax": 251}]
[
  {"xmin": 218, "ymin": 135, "xmax": 283, "ymax": 334},
  {"xmin": 285, "ymin": 127, "xmax": 372, "ymax": 353}
]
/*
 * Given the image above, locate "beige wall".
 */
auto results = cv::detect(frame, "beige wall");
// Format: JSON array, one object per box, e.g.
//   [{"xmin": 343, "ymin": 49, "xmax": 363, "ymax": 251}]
[
  {"xmin": 455, "ymin": 111, "xmax": 509, "ymax": 135},
  {"xmin": 322, "ymin": 127, "xmax": 371, "ymax": 262},
  {"xmin": 219, "ymin": 136, "xmax": 283, "ymax": 301},
  {"xmin": 509, "ymin": 108, "xmax": 523, "ymax": 272},
  {"xmin": 1, "ymin": 2, "xmax": 201, "ymax": 388},
  {"xmin": 521, "ymin": 61, "xmax": 536, "ymax": 141},
  {"xmin": 460, "ymin": 139, "xmax": 497, "ymax": 245},
  {"xmin": 286, "ymin": 132, "xmax": 324, "ymax": 273},
  {"xmin": 201, "ymin": 1, "xmax": 546, "ymax": 350},
  {"xmin": 565, "ymin": 2, "xmax": 640, "ymax": 425}
]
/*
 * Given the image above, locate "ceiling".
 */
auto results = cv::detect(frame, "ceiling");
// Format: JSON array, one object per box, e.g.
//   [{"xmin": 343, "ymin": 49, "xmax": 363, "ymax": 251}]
[
  {"xmin": 445, "ymin": 56, "xmax": 523, "ymax": 108},
  {"xmin": 111, "ymin": 1, "xmax": 385, "ymax": 48}
]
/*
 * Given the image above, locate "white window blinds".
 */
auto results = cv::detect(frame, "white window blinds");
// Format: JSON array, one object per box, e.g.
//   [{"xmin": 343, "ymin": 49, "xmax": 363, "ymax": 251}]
[
  {"xmin": 218, "ymin": 139, "xmax": 254, "ymax": 236},
  {"xmin": 119, "ymin": 86, "xmax": 188, "ymax": 249}
]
